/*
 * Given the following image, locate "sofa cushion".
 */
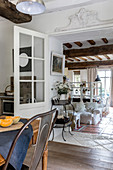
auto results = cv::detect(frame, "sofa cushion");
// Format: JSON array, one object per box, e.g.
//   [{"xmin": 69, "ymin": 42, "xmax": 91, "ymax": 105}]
[
  {"xmin": 73, "ymin": 102, "xmax": 85, "ymax": 112},
  {"xmin": 85, "ymin": 102, "xmax": 98, "ymax": 111}
]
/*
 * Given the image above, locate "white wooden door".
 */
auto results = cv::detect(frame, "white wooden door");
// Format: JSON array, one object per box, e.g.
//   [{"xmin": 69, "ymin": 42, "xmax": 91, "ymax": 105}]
[{"xmin": 14, "ymin": 26, "xmax": 48, "ymax": 117}]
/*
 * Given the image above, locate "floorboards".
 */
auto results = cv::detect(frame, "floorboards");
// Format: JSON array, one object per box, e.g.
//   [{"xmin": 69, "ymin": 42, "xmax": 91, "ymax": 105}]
[{"xmin": 48, "ymin": 141, "xmax": 113, "ymax": 170}]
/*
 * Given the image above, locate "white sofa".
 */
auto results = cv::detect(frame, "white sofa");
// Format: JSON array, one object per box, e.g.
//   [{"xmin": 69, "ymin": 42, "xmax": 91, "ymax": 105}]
[{"xmin": 66, "ymin": 102, "xmax": 103, "ymax": 127}]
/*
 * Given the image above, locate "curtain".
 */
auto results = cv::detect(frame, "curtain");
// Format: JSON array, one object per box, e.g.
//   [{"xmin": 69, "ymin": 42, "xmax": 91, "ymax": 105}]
[
  {"xmin": 110, "ymin": 67, "xmax": 113, "ymax": 107},
  {"xmin": 87, "ymin": 67, "xmax": 97, "ymax": 96},
  {"xmin": 87, "ymin": 68, "xmax": 97, "ymax": 83}
]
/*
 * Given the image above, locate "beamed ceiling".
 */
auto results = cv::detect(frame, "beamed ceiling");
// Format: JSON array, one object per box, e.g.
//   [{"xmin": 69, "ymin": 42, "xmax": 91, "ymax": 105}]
[
  {"xmin": 0, "ymin": 0, "xmax": 32, "ymax": 23},
  {"xmin": 0, "ymin": 0, "xmax": 107, "ymax": 23},
  {"xmin": 63, "ymin": 38, "xmax": 113, "ymax": 69}
]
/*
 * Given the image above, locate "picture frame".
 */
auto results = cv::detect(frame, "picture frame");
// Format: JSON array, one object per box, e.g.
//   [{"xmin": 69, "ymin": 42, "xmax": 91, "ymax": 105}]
[{"xmin": 51, "ymin": 52, "xmax": 65, "ymax": 75}]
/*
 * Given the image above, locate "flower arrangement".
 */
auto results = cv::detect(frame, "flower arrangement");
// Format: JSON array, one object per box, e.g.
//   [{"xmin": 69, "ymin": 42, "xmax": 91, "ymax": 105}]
[
  {"xmin": 55, "ymin": 81, "xmax": 71, "ymax": 95},
  {"xmin": 80, "ymin": 83, "xmax": 87, "ymax": 94}
]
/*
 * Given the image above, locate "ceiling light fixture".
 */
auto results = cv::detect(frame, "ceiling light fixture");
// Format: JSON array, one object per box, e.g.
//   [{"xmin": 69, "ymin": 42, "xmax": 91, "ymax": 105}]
[
  {"xmin": 95, "ymin": 75, "xmax": 101, "ymax": 81},
  {"xmin": 16, "ymin": 0, "xmax": 46, "ymax": 15}
]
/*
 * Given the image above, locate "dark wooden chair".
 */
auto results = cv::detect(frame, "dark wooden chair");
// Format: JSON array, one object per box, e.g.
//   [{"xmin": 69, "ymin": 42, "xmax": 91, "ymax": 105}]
[{"xmin": 1, "ymin": 108, "xmax": 57, "ymax": 170}]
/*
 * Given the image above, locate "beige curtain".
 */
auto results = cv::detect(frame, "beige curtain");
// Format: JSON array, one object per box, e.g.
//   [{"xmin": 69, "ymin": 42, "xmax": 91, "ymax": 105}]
[
  {"xmin": 87, "ymin": 68, "xmax": 97, "ymax": 82},
  {"xmin": 87, "ymin": 68, "xmax": 97, "ymax": 96},
  {"xmin": 110, "ymin": 67, "xmax": 113, "ymax": 107}
]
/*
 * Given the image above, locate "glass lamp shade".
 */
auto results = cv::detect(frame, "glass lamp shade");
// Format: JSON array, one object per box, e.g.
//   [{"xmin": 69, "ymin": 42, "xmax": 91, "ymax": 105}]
[
  {"xmin": 95, "ymin": 75, "xmax": 101, "ymax": 81},
  {"xmin": 16, "ymin": 0, "xmax": 46, "ymax": 15}
]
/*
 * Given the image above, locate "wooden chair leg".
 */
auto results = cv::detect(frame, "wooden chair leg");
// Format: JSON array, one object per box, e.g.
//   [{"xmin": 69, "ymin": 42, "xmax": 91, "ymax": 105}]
[{"xmin": 42, "ymin": 144, "xmax": 48, "ymax": 170}]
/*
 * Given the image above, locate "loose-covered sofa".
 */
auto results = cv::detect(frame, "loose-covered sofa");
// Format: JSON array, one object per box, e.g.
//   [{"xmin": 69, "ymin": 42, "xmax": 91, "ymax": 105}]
[{"xmin": 65, "ymin": 102, "xmax": 103, "ymax": 128}]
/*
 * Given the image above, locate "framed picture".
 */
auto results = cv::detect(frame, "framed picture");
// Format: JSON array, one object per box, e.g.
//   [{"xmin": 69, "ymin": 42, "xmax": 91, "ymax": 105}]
[{"xmin": 51, "ymin": 52, "xmax": 65, "ymax": 75}]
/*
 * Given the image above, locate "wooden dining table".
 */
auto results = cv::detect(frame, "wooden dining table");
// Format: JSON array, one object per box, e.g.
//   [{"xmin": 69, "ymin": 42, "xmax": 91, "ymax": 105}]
[{"xmin": 0, "ymin": 119, "xmax": 48, "ymax": 170}]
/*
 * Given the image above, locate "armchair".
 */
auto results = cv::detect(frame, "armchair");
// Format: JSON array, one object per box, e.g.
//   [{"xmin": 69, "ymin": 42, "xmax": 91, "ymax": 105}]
[{"xmin": 65, "ymin": 102, "xmax": 103, "ymax": 128}]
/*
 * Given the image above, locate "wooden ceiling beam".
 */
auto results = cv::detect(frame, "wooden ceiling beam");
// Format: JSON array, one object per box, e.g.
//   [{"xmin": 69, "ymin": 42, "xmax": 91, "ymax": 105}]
[
  {"xmin": 74, "ymin": 41, "xmax": 83, "ymax": 47},
  {"xmin": 64, "ymin": 44, "xmax": 113, "ymax": 58},
  {"xmin": 102, "ymin": 38, "xmax": 108, "ymax": 44},
  {"xmin": 65, "ymin": 58, "xmax": 74, "ymax": 62},
  {"xmin": 66, "ymin": 60, "xmax": 113, "ymax": 70},
  {"xmin": 0, "ymin": 0, "xmax": 32, "ymax": 23},
  {"xmin": 104, "ymin": 55, "xmax": 110, "ymax": 60},
  {"xmin": 94, "ymin": 55, "xmax": 102, "ymax": 60},
  {"xmin": 86, "ymin": 56, "xmax": 95, "ymax": 61},
  {"xmin": 64, "ymin": 43, "xmax": 72, "ymax": 48},
  {"xmin": 87, "ymin": 40, "xmax": 96, "ymax": 45},
  {"xmin": 78, "ymin": 57, "xmax": 87, "ymax": 61},
  {"xmin": 74, "ymin": 58, "xmax": 80, "ymax": 61}
]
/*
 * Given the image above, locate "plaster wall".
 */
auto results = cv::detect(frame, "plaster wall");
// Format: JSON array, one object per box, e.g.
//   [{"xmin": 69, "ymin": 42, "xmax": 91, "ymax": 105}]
[
  {"xmin": 23, "ymin": 0, "xmax": 113, "ymax": 34},
  {"xmin": 0, "ymin": 21, "xmax": 14, "ymax": 92}
]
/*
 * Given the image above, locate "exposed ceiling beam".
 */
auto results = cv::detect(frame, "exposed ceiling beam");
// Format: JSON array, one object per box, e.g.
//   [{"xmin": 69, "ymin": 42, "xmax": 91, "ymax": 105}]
[
  {"xmin": 74, "ymin": 58, "xmax": 80, "ymax": 62},
  {"xmin": 78, "ymin": 57, "xmax": 87, "ymax": 61},
  {"xmin": 94, "ymin": 55, "xmax": 102, "ymax": 60},
  {"xmin": 74, "ymin": 41, "xmax": 83, "ymax": 47},
  {"xmin": 87, "ymin": 40, "xmax": 96, "ymax": 45},
  {"xmin": 86, "ymin": 56, "xmax": 95, "ymax": 61},
  {"xmin": 64, "ymin": 43, "xmax": 72, "ymax": 48},
  {"xmin": 0, "ymin": 0, "xmax": 32, "ymax": 23},
  {"xmin": 104, "ymin": 55, "xmax": 110, "ymax": 60},
  {"xmin": 102, "ymin": 38, "xmax": 108, "ymax": 44},
  {"xmin": 64, "ymin": 44, "xmax": 113, "ymax": 58},
  {"xmin": 66, "ymin": 60, "xmax": 113, "ymax": 70},
  {"xmin": 65, "ymin": 58, "xmax": 74, "ymax": 62}
]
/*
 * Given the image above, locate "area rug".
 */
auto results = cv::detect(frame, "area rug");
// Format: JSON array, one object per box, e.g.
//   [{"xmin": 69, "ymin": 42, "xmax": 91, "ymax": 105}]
[{"xmin": 73, "ymin": 125, "xmax": 86, "ymax": 131}]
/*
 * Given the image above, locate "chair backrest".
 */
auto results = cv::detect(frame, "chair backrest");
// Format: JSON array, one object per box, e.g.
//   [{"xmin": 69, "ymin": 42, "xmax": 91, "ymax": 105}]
[{"xmin": 2, "ymin": 108, "xmax": 57, "ymax": 170}]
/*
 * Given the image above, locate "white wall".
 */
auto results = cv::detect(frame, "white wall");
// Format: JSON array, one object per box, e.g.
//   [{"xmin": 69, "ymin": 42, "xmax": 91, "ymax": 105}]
[
  {"xmin": 23, "ymin": 0, "xmax": 113, "ymax": 34},
  {"xmin": 0, "ymin": 21, "xmax": 14, "ymax": 92},
  {"xmin": 68, "ymin": 70, "xmax": 73, "ymax": 82},
  {"xmin": 48, "ymin": 36, "xmax": 63, "ymax": 108}
]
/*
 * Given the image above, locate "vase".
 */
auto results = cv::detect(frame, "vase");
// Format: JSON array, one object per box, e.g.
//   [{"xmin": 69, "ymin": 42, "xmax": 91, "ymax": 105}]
[{"xmin": 60, "ymin": 94, "xmax": 68, "ymax": 100}]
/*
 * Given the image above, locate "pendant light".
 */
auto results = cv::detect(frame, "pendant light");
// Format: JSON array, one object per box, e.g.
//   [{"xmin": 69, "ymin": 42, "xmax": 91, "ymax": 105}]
[
  {"xmin": 16, "ymin": 0, "xmax": 46, "ymax": 15},
  {"xmin": 95, "ymin": 75, "xmax": 101, "ymax": 81}
]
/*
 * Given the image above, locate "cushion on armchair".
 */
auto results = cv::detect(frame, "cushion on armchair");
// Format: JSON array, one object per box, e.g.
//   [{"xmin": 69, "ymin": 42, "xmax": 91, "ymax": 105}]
[
  {"xmin": 85, "ymin": 102, "xmax": 98, "ymax": 111},
  {"xmin": 92, "ymin": 109, "xmax": 100, "ymax": 114},
  {"xmin": 74, "ymin": 102, "xmax": 85, "ymax": 112}
]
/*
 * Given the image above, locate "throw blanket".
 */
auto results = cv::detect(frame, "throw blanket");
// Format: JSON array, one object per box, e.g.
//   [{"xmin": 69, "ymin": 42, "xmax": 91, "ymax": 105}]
[{"xmin": 0, "ymin": 119, "xmax": 33, "ymax": 170}]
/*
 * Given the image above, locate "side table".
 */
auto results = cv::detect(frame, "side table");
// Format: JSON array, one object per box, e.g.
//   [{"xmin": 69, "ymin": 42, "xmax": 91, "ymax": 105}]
[{"xmin": 51, "ymin": 99, "xmax": 74, "ymax": 141}]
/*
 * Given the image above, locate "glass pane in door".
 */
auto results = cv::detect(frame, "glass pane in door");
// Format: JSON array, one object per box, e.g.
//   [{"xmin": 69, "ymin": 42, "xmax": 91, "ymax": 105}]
[
  {"xmin": 34, "ymin": 82, "xmax": 45, "ymax": 103},
  {"xmin": 19, "ymin": 33, "xmax": 32, "ymax": 50},
  {"xmin": 19, "ymin": 58, "xmax": 32, "ymax": 79},
  {"xmin": 106, "ymin": 71, "xmax": 111, "ymax": 77},
  {"xmin": 106, "ymin": 78, "xmax": 110, "ymax": 97},
  {"xmin": 34, "ymin": 37, "xmax": 44, "ymax": 59},
  {"xmin": 98, "ymin": 71, "xmax": 105, "ymax": 78},
  {"xmin": 34, "ymin": 59, "xmax": 44, "ymax": 80},
  {"xmin": 20, "ymin": 82, "xmax": 32, "ymax": 104},
  {"xmin": 19, "ymin": 33, "xmax": 32, "ymax": 80}
]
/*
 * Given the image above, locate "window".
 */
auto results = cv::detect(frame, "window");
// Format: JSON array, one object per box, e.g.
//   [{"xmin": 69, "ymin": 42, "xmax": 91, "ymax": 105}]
[
  {"xmin": 73, "ymin": 71, "xmax": 80, "ymax": 87},
  {"xmin": 73, "ymin": 71, "xmax": 81, "ymax": 95},
  {"xmin": 98, "ymin": 70, "xmax": 111, "ymax": 98}
]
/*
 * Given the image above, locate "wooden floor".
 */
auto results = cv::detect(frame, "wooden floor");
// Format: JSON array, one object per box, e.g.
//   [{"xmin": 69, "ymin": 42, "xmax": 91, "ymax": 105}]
[{"xmin": 47, "ymin": 141, "xmax": 113, "ymax": 170}]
